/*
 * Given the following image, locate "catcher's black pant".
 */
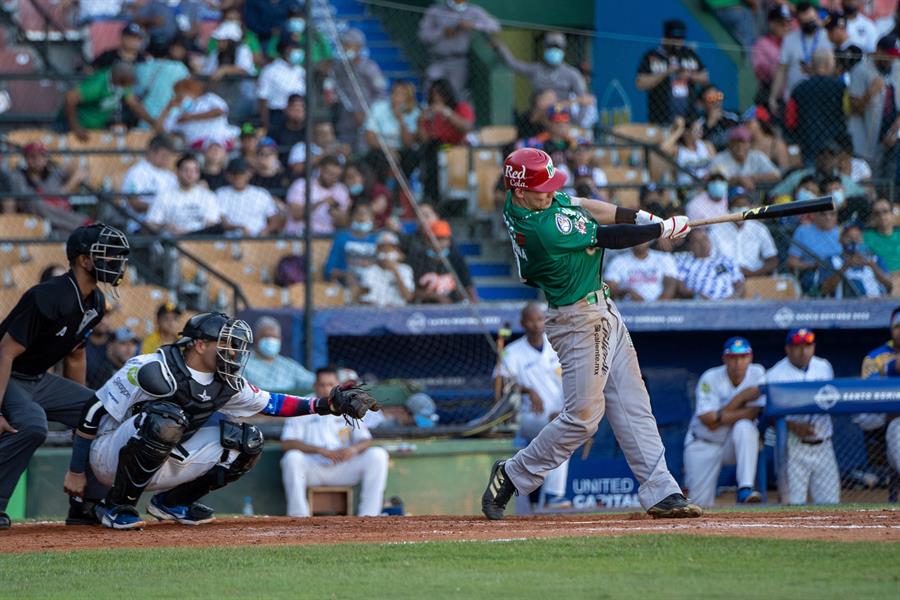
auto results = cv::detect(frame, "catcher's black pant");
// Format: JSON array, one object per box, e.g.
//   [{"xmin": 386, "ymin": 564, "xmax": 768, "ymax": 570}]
[{"xmin": 0, "ymin": 373, "xmax": 104, "ymax": 512}]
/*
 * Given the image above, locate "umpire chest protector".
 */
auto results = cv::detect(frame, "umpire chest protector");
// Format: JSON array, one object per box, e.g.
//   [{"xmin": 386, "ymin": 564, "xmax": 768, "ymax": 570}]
[{"xmin": 137, "ymin": 345, "xmax": 235, "ymax": 436}]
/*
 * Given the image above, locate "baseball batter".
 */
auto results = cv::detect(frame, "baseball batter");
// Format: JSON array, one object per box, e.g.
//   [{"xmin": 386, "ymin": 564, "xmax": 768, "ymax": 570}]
[
  {"xmin": 482, "ymin": 148, "xmax": 702, "ymax": 520},
  {"xmin": 683, "ymin": 337, "xmax": 765, "ymax": 507}
]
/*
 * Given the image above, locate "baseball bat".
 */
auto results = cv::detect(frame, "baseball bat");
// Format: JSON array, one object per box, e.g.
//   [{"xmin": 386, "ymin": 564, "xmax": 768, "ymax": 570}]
[{"xmin": 687, "ymin": 196, "xmax": 835, "ymax": 228}]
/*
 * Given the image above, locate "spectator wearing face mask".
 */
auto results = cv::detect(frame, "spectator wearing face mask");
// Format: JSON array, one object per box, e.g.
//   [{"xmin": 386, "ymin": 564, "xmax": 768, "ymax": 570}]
[
  {"xmin": 244, "ymin": 316, "xmax": 315, "ymax": 393},
  {"xmin": 355, "ymin": 231, "xmax": 415, "ymax": 307},
  {"xmin": 265, "ymin": 1, "xmax": 333, "ymax": 66},
  {"xmin": 821, "ymin": 222, "xmax": 892, "ymax": 297},
  {"xmin": 257, "ymin": 39, "xmax": 306, "ymax": 132},
  {"xmin": 769, "ymin": 2, "xmax": 834, "ymax": 112},
  {"xmin": 323, "ymin": 203, "xmax": 379, "ymax": 286},
  {"xmin": 493, "ymin": 32, "xmax": 596, "ymax": 129},
  {"xmin": 333, "ymin": 28, "xmax": 388, "ymax": 146},
  {"xmin": 769, "ymin": 143, "xmax": 867, "ymax": 199},
  {"xmin": 709, "ymin": 187, "xmax": 778, "ymax": 277},
  {"xmin": 408, "ymin": 219, "xmax": 477, "ymax": 303},
  {"xmin": 686, "ymin": 171, "xmax": 729, "ymax": 222},
  {"xmin": 344, "ymin": 163, "xmax": 392, "ymax": 229}
]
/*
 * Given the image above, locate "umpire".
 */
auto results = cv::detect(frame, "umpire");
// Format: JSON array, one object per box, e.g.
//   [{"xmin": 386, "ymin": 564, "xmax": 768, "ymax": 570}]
[{"xmin": 0, "ymin": 223, "xmax": 129, "ymax": 529}]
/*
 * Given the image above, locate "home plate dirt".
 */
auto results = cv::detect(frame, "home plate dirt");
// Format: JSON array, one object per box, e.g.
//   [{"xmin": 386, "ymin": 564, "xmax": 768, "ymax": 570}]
[{"xmin": 2, "ymin": 510, "xmax": 898, "ymax": 553}]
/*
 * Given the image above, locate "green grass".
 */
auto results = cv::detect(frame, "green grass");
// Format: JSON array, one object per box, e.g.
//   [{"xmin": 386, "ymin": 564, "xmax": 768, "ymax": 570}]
[{"xmin": 1, "ymin": 536, "xmax": 898, "ymax": 600}]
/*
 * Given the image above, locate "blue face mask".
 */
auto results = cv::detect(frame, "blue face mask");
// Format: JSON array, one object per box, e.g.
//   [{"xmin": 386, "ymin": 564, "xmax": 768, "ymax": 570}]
[
  {"xmin": 796, "ymin": 188, "xmax": 816, "ymax": 202},
  {"xmin": 345, "ymin": 48, "xmax": 358, "ymax": 61},
  {"xmin": 349, "ymin": 183, "xmax": 364, "ymax": 196},
  {"xmin": 544, "ymin": 48, "xmax": 565, "ymax": 66},
  {"xmin": 288, "ymin": 48, "xmax": 304, "ymax": 65},
  {"xmin": 287, "ymin": 18, "xmax": 305, "ymax": 34},
  {"xmin": 426, "ymin": 247, "xmax": 450, "ymax": 259},
  {"xmin": 707, "ymin": 180, "xmax": 727, "ymax": 199},
  {"xmin": 257, "ymin": 336, "xmax": 281, "ymax": 358},
  {"xmin": 180, "ymin": 97, "xmax": 194, "ymax": 112},
  {"xmin": 351, "ymin": 220, "xmax": 373, "ymax": 233}
]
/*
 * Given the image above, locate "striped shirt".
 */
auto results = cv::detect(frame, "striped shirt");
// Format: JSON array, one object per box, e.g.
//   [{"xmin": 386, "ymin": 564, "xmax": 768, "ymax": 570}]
[{"xmin": 675, "ymin": 252, "xmax": 744, "ymax": 300}]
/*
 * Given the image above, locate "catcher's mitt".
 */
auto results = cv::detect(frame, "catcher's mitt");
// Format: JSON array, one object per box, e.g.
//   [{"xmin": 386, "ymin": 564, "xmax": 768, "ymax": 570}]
[{"xmin": 328, "ymin": 382, "xmax": 379, "ymax": 420}]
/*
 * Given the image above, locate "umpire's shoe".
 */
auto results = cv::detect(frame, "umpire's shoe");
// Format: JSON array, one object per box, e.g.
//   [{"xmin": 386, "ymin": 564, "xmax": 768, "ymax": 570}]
[
  {"xmin": 148, "ymin": 494, "xmax": 215, "ymax": 526},
  {"xmin": 65, "ymin": 497, "xmax": 100, "ymax": 526},
  {"xmin": 647, "ymin": 493, "xmax": 703, "ymax": 519},
  {"xmin": 482, "ymin": 460, "xmax": 517, "ymax": 520},
  {"xmin": 96, "ymin": 503, "xmax": 146, "ymax": 530},
  {"xmin": 0, "ymin": 512, "xmax": 10, "ymax": 530}
]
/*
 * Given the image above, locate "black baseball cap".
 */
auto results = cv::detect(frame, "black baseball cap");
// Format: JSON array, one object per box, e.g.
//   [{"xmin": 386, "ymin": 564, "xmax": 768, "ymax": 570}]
[
  {"xmin": 156, "ymin": 301, "xmax": 182, "ymax": 319},
  {"xmin": 226, "ymin": 157, "xmax": 251, "ymax": 174},
  {"xmin": 663, "ymin": 19, "xmax": 686, "ymax": 39},
  {"xmin": 66, "ymin": 223, "xmax": 110, "ymax": 260},
  {"xmin": 824, "ymin": 11, "xmax": 847, "ymax": 30},
  {"xmin": 122, "ymin": 22, "xmax": 145, "ymax": 38},
  {"xmin": 768, "ymin": 4, "xmax": 792, "ymax": 21}
]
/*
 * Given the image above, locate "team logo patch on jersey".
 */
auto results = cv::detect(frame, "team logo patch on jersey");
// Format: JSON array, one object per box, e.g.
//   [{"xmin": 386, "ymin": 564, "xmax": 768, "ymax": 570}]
[
  {"xmin": 126, "ymin": 366, "xmax": 139, "ymax": 385},
  {"xmin": 574, "ymin": 219, "xmax": 587, "ymax": 235},
  {"xmin": 700, "ymin": 382, "xmax": 711, "ymax": 394},
  {"xmin": 555, "ymin": 213, "xmax": 573, "ymax": 234}
]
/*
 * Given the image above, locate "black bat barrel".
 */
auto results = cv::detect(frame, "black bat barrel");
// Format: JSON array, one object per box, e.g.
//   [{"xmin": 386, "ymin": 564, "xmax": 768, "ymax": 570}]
[{"xmin": 742, "ymin": 196, "xmax": 835, "ymax": 221}]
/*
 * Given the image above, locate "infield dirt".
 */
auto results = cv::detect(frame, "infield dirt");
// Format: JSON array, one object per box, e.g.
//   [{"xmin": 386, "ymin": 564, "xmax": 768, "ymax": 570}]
[{"xmin": 1, "ymin": 509, "xmax": 898, "ymax": 553}]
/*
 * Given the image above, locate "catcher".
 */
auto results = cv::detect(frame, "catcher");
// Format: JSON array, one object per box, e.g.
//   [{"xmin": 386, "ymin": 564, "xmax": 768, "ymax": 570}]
[{"xmin": 63, "ymin": 312, "xmax": 377, "ymax": 530}]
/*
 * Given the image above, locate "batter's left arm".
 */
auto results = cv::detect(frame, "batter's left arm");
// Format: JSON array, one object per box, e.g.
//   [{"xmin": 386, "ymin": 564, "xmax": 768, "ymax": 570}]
[{"xmin": 572, "ymin": 197, "xmax": 663, "ymax": 227}]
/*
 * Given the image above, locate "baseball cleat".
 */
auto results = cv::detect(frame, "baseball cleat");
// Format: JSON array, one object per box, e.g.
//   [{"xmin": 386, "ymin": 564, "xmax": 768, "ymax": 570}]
[
  {"xmin": 736, "ymin": 487, "xmax": 762, "ymax": 504},
  {"xmin": 482, "ymin": 459, "xmax": 517, "ymax": 520},
  {"xmin": 0, "ymin": 511, "xmax": 10, "ymax": 530},
  {"xmin": 96, "ymin": 503, "xmax": 146, "ymax": 530},
  {"xmin": 65, "ymin": 497, "xmax": 100, "ymax": 526},
  {"xmin": 543, "ymin": 495, "xmax": 573, "ymax": 510},
  {"xmin": 148, "ymin": 494, "xmax": 215, "ymax": 526},
  {"xmin": 647, "ymin": 493, "xmax": 703, "ymax": 519}
]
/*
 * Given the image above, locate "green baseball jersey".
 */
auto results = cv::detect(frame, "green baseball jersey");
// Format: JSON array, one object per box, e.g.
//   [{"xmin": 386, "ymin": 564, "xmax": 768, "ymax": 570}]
[{"xmin": 502, "ymin": 191, "xmax": 604, "ymax": 307}]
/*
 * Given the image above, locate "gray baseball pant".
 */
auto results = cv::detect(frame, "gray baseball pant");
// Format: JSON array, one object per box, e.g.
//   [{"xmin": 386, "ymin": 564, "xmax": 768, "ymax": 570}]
[
  {"xmin": 0, "ymin": 374, "xmax": 103, "ymax": 512},
  {"xmin": 504, "ymin": 295, "xmax": 682, "ymax": 510}
]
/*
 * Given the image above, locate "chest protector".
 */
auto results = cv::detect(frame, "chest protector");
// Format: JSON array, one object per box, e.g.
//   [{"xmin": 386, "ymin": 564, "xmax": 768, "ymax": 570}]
[{"xmin": 138, "ymin": 345, "xmax": 237, "ymax": 437}]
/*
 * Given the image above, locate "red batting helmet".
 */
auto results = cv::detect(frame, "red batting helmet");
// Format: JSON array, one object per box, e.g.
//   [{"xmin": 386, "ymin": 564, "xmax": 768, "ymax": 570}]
[{"xmin": 502, "ymin": 148, "xmax": 567, "ymax": 193}]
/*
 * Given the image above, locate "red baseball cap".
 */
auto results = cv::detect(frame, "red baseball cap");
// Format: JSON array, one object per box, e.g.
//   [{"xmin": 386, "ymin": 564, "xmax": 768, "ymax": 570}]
[{"xmin": 503, "ymin": 148, "xmax": 567, "ymax": 193}]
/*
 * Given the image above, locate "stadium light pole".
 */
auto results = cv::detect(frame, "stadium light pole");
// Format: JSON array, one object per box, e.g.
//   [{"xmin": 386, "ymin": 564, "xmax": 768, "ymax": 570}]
[{"xmin": 303, "ymin": 0, "xmax": 314, "ymax": 370}]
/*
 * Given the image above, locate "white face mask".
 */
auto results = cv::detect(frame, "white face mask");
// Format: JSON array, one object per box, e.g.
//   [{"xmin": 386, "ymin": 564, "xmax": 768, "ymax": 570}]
[
  {"xmin": 378, "ymin": 251, "xmax": 401, "ymax": 262},
  {"xmin": 448, "ymin": 0, "xmax": 467, "ymax": 11}
]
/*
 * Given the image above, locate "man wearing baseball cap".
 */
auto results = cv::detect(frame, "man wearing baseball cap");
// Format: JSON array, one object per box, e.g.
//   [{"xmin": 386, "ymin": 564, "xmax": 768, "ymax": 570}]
[
  {"xmin": 735, "ymin": 328, "xmax": 840, "ymax": 505},
  {"xmin": 683, "ymin": 337, "xmax": 767, "ymax": 507},
  {"xmin": 483, "ymin": 148, "xmax": 702, "ymax": 520},
  {"xmin": 141, "ymin": 302, "xmax": 183, "ymax": 354},
  {"xmin": 92, "ymin": 23, "xmax": 147, "ymax": 71}
]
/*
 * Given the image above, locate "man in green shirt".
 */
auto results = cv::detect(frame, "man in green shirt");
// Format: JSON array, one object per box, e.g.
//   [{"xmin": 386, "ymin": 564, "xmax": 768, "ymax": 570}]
[
  {"xmin": 863, "ymin": 199, "xmax": 900, "ymax": 272},
  {"xmin": 63, "ymin": 62, "xmax": 159, "ymax": 141},
  {"xmin": 482, "ymin": 148, "xmax": 702, "ymax": 520}
]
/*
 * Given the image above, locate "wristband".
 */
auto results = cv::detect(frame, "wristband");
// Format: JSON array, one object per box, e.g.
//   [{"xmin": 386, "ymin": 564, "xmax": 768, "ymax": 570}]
[
  {"xmin": 69, "ymin": 435, "xmax": 93, "ymax": 474},
  {"xmin": 635, "ymin": 209, "xmax": 661, "ymax": 226},
  {"xmin": 614, "ymin": 206, "xmax": 638, "ymax": 224}
]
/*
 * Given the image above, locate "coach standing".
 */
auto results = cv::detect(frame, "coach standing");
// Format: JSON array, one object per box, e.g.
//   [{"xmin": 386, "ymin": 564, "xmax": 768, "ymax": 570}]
[{"xmin": 0, "ymin": 224, "xmax": 129, "ymax": 529}]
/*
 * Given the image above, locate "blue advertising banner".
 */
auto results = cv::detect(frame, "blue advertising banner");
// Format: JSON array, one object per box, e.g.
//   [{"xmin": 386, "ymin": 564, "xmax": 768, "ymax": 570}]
[{"xmin": 764, "ymin": 377, "xmax": 900, "ymax": 417}]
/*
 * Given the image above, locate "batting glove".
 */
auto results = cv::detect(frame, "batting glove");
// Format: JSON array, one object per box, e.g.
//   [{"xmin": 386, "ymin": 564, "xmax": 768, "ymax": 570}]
[
  {"xmin": 636, "ymin": 209, "xmax": 663, "ymax": 226},
  {"xmin": 660, "ymin": 215, "xmax": 690, "ymax": 240}
]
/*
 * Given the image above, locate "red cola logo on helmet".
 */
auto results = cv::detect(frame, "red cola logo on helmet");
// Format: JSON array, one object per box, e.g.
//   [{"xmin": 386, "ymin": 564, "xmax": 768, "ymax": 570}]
[{"xmin": 503, "ymin": 148, "xmax": 567, "ymax": 193}]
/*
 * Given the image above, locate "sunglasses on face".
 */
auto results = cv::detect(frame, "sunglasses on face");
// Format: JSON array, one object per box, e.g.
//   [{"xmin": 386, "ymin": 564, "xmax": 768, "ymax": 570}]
[{"xmin": 788, "ymin": 331, "xmax": 815, "ymax": 345}]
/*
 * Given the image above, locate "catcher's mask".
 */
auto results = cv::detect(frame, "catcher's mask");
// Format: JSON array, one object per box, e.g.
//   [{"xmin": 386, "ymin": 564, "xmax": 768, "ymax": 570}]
[
  {"xmin": 176, "ymin": 312, "xmax": 253, "ymax": 391},
  {"xmin": 66, "ymin": 223, "xmax": 130, "ymax": 299}
]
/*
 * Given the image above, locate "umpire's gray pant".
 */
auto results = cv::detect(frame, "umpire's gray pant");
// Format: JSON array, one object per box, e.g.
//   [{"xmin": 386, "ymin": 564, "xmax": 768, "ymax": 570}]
[
  {"xmin": 504, "ymin": 295, "xmax": 682, "ymax": 510},
  {"xmin": 0, "ymin": 374, "xmax": 98, "ymax": 512}
]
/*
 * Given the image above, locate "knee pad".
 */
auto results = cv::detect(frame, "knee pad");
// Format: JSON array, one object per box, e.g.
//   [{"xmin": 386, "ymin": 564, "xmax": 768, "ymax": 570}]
[{"xmin": 139, "ymin": 402, "xmax": 189, "ymax": 448}]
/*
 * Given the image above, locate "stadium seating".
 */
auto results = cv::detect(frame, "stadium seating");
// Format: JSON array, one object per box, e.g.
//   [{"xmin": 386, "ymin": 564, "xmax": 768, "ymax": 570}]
[
  {"xmin": 0, "ymin": 215, "xmax": 51, "ymax": 239},
  {"xmin": 743, "ymin": 275, "xmax": 801, "ymax": 300}
]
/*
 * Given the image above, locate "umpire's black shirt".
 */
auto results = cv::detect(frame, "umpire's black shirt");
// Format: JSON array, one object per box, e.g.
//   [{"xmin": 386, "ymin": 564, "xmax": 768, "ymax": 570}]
[{"xmin": 0, "ymin": 271, "xmax": 105, "ymax": 377}]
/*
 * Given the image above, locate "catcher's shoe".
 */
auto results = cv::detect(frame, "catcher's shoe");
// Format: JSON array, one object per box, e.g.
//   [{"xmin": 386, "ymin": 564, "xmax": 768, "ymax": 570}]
[
  {"xmin": 96, "ymin": 503, "xmax": 146, "ymax": 530},
  {"xmin": 0, "ymin": 511, "xmax": 10, "ymax": 530},
  {"xmin": 65, "ymin": 497, "xmax": 100, "ymax": 526},
  {"xmin": 148, "ymin": 494, "xmax": 215, "ymax": 526},
  {"xmin": 647, "ymin": 493, "xmax": 703, "ymax": 519},
  {"xmin": 482, "ymin": 460, "xmax": 517, "ymax": 520}
]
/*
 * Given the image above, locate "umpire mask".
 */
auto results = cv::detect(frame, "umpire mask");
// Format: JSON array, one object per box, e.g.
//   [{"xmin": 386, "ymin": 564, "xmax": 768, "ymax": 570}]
[{"xmin": 67, "ymin": 224, "xmax": 130, "ymax": 299}]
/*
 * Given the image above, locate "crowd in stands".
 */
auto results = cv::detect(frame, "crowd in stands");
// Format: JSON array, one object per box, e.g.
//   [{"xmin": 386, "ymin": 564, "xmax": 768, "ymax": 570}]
[
  {"xmin": 1, "ymin": 0, "xmax": 898, "ymax": 307},
  {"xmin": 607, "ymin": 3, "xmax": 900, "ymax": 301}
]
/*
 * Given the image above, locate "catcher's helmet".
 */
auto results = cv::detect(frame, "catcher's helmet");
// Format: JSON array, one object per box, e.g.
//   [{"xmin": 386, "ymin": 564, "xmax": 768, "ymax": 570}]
[
  {"xmin": 502, "ymin": 148, "xmax": 567, "ymax": 193},
  {"xmin": 176, "ymin": 312, "xmax": 253, "ymax": 391}
]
